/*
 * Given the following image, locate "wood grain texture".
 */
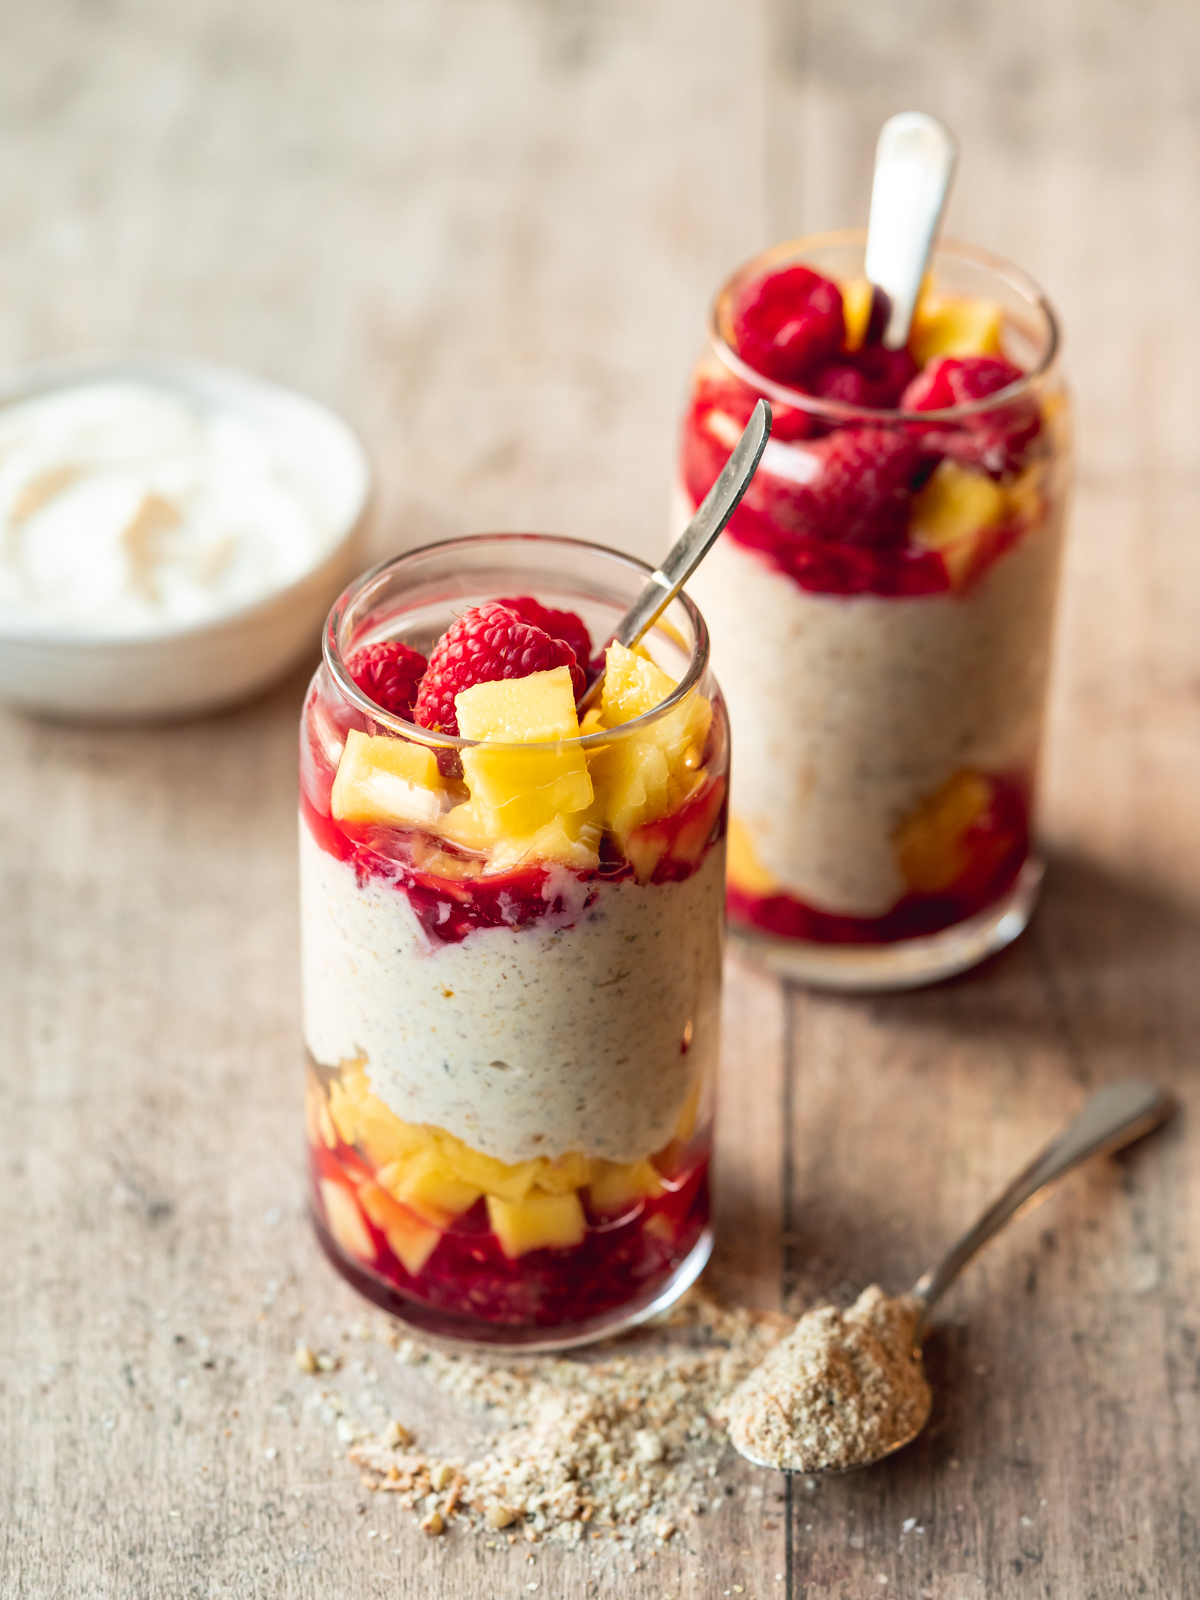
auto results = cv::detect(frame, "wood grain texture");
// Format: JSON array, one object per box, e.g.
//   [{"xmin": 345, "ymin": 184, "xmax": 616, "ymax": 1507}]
[{"xmin": 3, "ymin": 0, "xmax": 1199, "ymax": 1595}]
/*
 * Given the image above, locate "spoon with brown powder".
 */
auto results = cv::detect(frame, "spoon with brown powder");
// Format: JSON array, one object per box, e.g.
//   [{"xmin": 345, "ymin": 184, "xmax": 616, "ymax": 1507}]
[{"xmin": 725, "ymin": 1079, "xmax": 1174, "ymax": 1475}]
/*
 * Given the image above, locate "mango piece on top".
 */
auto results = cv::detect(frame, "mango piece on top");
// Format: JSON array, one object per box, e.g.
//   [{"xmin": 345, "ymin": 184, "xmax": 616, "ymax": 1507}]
[
  {"xmin": 455, "ymin": 665, "xmax": 594, "ymax": 839},
  {"xmin": 331, "ymin": 729, "xmax": 445, "ymax": 827}
]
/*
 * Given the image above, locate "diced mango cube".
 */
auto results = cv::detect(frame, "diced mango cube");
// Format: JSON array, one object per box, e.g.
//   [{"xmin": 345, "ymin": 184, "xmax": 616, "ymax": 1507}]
[
  {"xmin": 908, "ymin": 294, "xmax": 1003, "ymax": 366},
  {"xmin": 319, "ymin": 1179, "xmax": 376, "ymax": 1263},
  {"xmin": 600, "ymin": 642, "xmax": 675, "ymax": 725},
  {"xmin": 429, "ymin": 1131, "xmax": 544, "ymax": 1204},
  {"xmin": 327, "ymin": 1061, "xmax": 433, "ymax": 1168},
  {"xmin": 894, "ymin": 771, "xmax": 995, "ymax": 894},
  {"xmin": 910, "ymin": 461, "xmax": 1008, "ymax": 590},
  {"xmin": 358, "ymin": 1181, "xmax": 441, "ymax": 1277},
  {"xmin": 911, "ymin": 460, "xmax": 1007, "ymax": 547},
  {"xmin": 486, "ymin": 1192, "xmax": 587, "ymax": 1258},
  {"xmin": 456, "ymin": 667, "xmax": 593, "ymax": 837},
  {"xmin": 726, "ymin": 814, "xmax": 777, "ymax": 895},
  {"xmin": 331, "ymin": 730, "xmax": 446, "ymax": 827},
  {"xmin": 531, "ymin": 1152, "xmax": 594, "ymax": 1196},
  {"xmin": 305, "ymin": 1073, "xmax": 338, "ymax": 1150},
  {"xmin": 486, "ymin": 811, "xmax": 602, "ymax": 874},
  {"xmin": 594, "ymin": 739, "xmax": 671, "ymax": 840},
  {"xmin": 592, "ymin": 644, "xmax": 713, "ymax": 844},
  {"xmin": 588, "ymin": 1159, "xmax": 664, "ymax": 1215},
  {"xmin": 380, "ymin": 1148, "xmax": 483, "ymax": 1229},
  {"xmin": 841, "ymin": 276, "xmax": 875, "ymax": 353}
]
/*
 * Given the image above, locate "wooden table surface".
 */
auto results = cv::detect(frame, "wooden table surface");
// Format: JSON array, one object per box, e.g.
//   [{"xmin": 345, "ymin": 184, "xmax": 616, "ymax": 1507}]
[{"xmin": 4, "ymin": 2, "xmax": 1199, "ymax": 1595}]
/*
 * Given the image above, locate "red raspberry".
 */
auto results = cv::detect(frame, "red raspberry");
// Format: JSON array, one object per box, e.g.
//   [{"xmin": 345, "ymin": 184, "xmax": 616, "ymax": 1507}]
[
  {"xmin": 811, "ymin": 345, "xmax": 919, "ymax": 410},
  {"xmin": 346, "ymin": 640, "xmax": 428, "ymax": 719},
  {"xmin": 747, "ymin": 425, "xmax": 923, "ymax": 549},
  {"xmin": 902, "ymin": 354, "xmax": 1022, "ymax": 411},
  {"xmin": 413, "ymin": 603, "xmax": 586, "ymax": 736},
  {"xmin": 901, "ymin": 355, "xmax": 1041, "ymax": 477},
  {"xmin": 495, "ymin": 596, "xmax": 592, "ymax": 673},
  {"xmin": 730, "ymin": 265, "xmax": 845, "ymax": 387}
]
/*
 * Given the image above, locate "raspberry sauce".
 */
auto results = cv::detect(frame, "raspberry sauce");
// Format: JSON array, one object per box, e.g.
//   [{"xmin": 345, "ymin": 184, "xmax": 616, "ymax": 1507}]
[{"xmin": 309, "ymin": 1135, "xmax": 711, "ymax": 1336}]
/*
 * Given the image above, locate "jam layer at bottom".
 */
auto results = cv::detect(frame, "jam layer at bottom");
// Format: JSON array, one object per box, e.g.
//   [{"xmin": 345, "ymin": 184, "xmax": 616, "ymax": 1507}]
[{"xmin": 310, "ymin": 1148, "xmax": 711, "ymax": 1343}]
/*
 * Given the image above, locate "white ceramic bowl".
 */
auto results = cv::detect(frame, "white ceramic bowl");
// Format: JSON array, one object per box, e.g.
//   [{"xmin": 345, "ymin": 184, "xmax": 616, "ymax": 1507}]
[{"xmin": 0, "ymin": 353, "xmax": 372, "ymax": 720}]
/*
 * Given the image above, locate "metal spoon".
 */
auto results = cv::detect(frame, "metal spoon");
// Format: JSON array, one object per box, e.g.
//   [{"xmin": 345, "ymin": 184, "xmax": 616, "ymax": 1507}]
[
  {"xmin": 577, "ymin": 398, "xmax": 771, "ymax": 713},
  {"xmin": 864, "ymin": 111, "xmax": 958, "ymax": 350},
  {"xmin": 734, "ymin": 1078, "xmax": 1175, "ymax": 1473}
]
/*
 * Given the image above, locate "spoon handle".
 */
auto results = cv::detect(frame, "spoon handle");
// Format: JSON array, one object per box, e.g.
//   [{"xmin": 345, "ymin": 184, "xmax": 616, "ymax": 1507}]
[
  {"xmin": 578, "ymin": 398, "xmax": 771, "ymax": 711},
  {"xmin": 864, "ymin": 112, "xmax": 958, "ymax": 350},
  {"xmin": 912, "ymin": 1080, "xmax": 1174, "ymax": 1323}
]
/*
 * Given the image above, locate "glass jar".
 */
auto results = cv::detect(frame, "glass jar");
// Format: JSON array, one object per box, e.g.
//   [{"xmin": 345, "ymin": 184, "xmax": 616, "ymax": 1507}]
[
  {"xmin": 299, "ymin": 534, "xmax": 728, "ymax": 1348},
  {"xmin": 678, "ymin": 232, "xmax": 1071, "ymax": 989}
]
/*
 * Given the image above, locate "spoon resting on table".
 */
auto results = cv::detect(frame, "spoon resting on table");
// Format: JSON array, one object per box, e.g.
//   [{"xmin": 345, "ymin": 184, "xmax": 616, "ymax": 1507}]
[
  {"xmin": 577, "ymin": 398, "xmax": 771, "ymax": 713},
  {"xmin": 726, "ymin": 1079, "xmax": 1175, "ymax": 1476}
]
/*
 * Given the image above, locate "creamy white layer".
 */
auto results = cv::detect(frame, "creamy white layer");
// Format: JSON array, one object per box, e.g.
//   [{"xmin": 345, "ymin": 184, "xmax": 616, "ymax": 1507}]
[
  {"xmin": 300, "ymin": 821, "xmax": 724, "ymax": 1166},
  {"xmin": 0, "ymin": 380, "xmax": 337, "ymax": 633},
  {"xmin": 685, "ymin": 504, "xmax": 1064, "ymax": 918}
]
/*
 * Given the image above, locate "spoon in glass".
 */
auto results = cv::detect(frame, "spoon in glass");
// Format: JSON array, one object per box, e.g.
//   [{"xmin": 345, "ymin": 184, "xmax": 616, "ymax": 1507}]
[
  {"xmin": 731, "ymin": 1078, "xmax": 1175, "ymax": 1474},
  {"xmin": 577, "ymin": 398, "xmax": 771, "ymax": 713},
  {"xmin": 864, "ymin": 111, "xmax": 958, "ymax": 350}
]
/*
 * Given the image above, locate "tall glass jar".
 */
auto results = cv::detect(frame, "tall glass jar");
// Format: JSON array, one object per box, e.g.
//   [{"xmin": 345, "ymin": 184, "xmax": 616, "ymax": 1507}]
[
  {"xmin": 679, "ymin": 232, "xmax": 1071, "ymax": 989},
  {"xmin": 299, "ymin": 534, "xmax": 728, "ymax": 1348}
]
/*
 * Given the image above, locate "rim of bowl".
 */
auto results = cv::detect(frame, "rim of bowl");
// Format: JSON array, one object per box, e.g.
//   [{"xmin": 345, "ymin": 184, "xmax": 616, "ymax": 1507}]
[
  {"xmin": 708, "ymin": 230, "xmax": 1061, "ymax": 425},
  {"xmin": 322, "ymin": 531, "xmax": 713, "ymax": 753},
  {"xmin": 0, "ymin": 351, "xmax": 373, "ymax": 648}
]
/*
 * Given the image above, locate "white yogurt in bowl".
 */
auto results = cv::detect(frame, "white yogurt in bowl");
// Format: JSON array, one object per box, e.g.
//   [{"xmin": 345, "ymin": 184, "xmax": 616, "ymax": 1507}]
[{"xmin": 0, "ymin": 355, "xmax": 371, "ymax": 718}]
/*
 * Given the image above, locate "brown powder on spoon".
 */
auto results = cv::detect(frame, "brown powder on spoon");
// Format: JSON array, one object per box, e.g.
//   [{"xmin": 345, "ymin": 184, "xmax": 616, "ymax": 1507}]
[{"xmin": 722, "ymin": 1285, "xmax": 932, "ymax": 1473}]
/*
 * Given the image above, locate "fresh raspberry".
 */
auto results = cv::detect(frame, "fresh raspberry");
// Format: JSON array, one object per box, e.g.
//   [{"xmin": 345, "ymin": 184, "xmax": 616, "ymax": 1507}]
[
  {"xmin": 346, "ymin": 640, "xmax": 428, "ymax": 719},
  {"xmin": 747, "ymin": 425, "xmax": 923, "ymax": 549},
  {"xmin": 811, "ymin": 345, "xmax": 919, "ymax": 410},
  {"xmin": 730, "ymin": 265, "xmax": 845, "ymax": 387},
  {"xmin": 902, "ymin": 354, "xmax": 1022, "ymax": 411},
  {"xmin": 495, "ymin": 596, "xmax": 592, "ymax": 673},
  {"xmin": 413, "ymin": 603, "xmax": 586, "ymax": 735},
  {"xmin": 902, "ymin": 355, "xmax": 1041, "ymax": 477}
]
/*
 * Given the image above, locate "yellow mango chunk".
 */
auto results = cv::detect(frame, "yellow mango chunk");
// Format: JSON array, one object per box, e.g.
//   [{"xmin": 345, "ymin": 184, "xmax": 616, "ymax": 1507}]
[
  {"xmin": 486, "ymin": 811, "xmax": 602, "ymax": 874},
  {"xmin": 331, "ymin": 730, "xmax": 446, "ymax": 827},
  {"xmin": 379, "ymin": 1148, "xmax": 483, "ymax": 1229},
  {"xmin": 894, "ymin": 771, "xmax": 995, "ymax": 894},
  {"xmin": 910, "ymin": 461, "xmax": 1008, "ymax": 590},
  {"xmin": 909, "ymin": 294, "xmax": 1003, "ymax": 366},
  {"xmin": 328, "ymin": 1061, "xmax": 433, "ymax": 1169},
  {"xmin": 600, "ymin": 642, "xmax": 675, "ymax": 724},
  {"xmin": 487, "ymin": 1192, "xmax": 587, "ymax": 1258},
  {"xmin": 319, "ymin": 1179, "xmax": 376, "ymax": 1263},
  {"xmin": 456, "ymin": 667, "xmax": 593, "ymax": 836},
  {"xmin": 428, "ymin": 1131, "xmax": 544, "ymax": 1205},
  {"xmin": 841, "ymin": 276, "xmax": 874, "ymax": 353},
  {"xmin": 593, "ymin": 644, "xmax": 713, "ymax": 842},
  {"xmin": 531, "ymin": 1152, "xmax": 594, "ymax": 1196},
  {"xmin": 726, "ymin": 815, "xmax": 777, "ymax": 895},
  {"xmin": 305, "ymin": 1073, "xmax": 338, "ymax": 1150},
  {"xmin": 358, "ymin": 1181, "xmax": 441, "ymax": 1277},
  {"xmin": 435, "ymin": 797, "xmax": 502, "ymax": 854},
  {"xmin": 588, "ymin": 1159, "xmax": 664, "ymax": 1215},
  {"xmin": 595, "ymin": 739, "xmax": 671, "ymax": 840}
]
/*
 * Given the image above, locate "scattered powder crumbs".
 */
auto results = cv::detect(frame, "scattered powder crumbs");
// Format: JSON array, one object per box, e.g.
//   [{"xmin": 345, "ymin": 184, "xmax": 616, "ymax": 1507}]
[
  {"xmin": 306, "ymin": 1289, "xmax": 788, "ymax": 1547},
  {"xmin": 722, "ymin": 1286, "xmax": 931, "ymax": 1474}
]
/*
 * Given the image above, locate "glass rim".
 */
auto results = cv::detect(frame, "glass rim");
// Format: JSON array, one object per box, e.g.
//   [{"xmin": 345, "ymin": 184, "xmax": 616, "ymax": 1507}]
[
  {"xmin": 707, "ymin": 229, "xmax": 1061, "ymax": 425},
  {"xmin": 322, "ymin": 531, "xmax": 713, "ymax": 752}
]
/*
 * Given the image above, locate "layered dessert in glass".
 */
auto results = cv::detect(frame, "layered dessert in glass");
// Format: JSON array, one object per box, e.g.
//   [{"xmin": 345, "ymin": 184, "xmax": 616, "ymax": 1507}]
[
  {"xmin": 300, "ymin": 535, "xmax": 728, "ymax": 1347},
  {"xmin": 679, "ymin": 232, "xmax": 1071, "ymax": 987}
]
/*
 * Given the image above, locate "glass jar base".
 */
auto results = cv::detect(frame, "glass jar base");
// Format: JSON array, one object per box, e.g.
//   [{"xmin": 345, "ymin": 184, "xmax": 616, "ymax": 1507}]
[
  {"xmin": 310, "ymin": 1209, "xmax": 715, "ymax": 1353},
  {"xmin": 729, "ymin": 856, "xmax": 1044, "ymax": 992}
]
